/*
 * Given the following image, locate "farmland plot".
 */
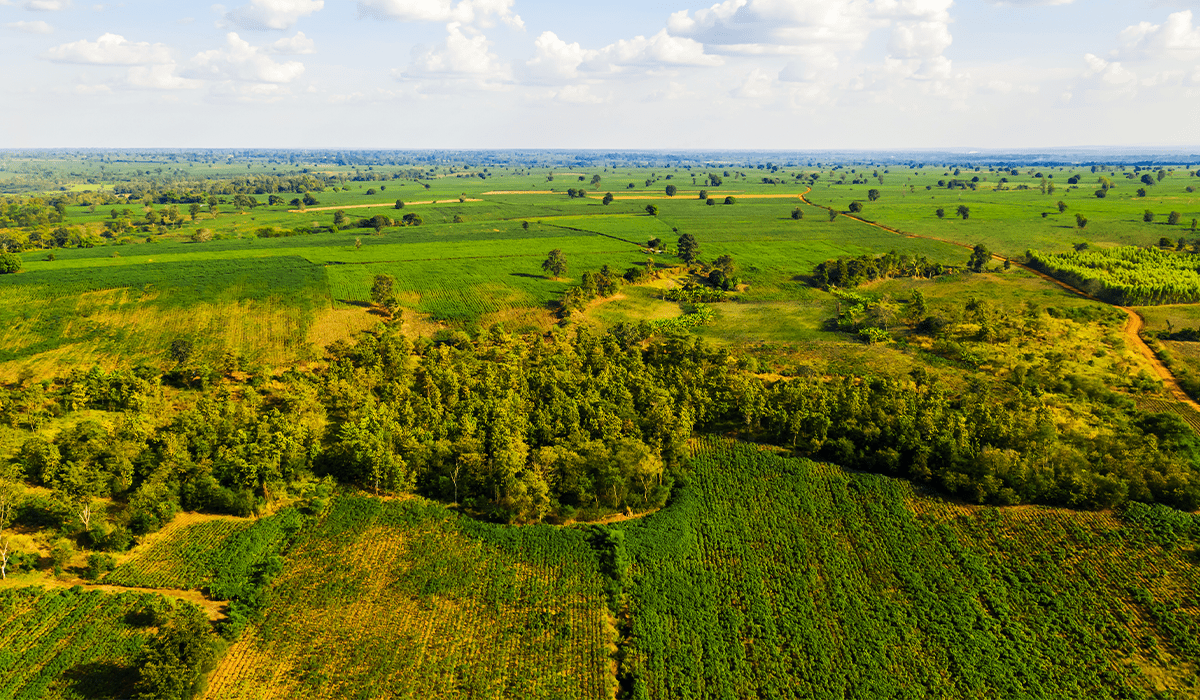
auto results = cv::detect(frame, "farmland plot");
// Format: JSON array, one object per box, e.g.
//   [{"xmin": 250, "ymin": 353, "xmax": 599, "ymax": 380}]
[{"xmin": 202, "ymin": 496, "xmax": 611, "ymax": 700}]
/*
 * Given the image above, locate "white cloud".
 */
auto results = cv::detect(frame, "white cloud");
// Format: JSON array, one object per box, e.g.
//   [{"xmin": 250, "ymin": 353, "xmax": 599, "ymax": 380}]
[
  {"xmin": 554, "ymin": 84, "xmax": 606, "ymax": 104},
  {"xmin": 23, "ymin": 0, "xmax": 71, "ymax": 10},
  {"xmin": 358, "ymin": 0, "xmax": 523, "ymax": 28},
  {"xmin": 5, "ymin": 20, "xmax": 53, "ymax": 33},
  {"xmin": 267, "ymin": 31, "xmax": 315, "ymax": 54},
  {"xmin": 401, "ymin": 22, "xmax": 510, "ymax": 85},
  {"xmin": 1119, "ymin": 10, "xmax": 1200, "ymax": 60},
  {"xmin": 731, "ymin": 67, "xmax": 774, "ymax": 99},
  {"xmin": 1082, "ymin": 53, "xmax": 1137, "ymax": 86},
  {"xmin": 188, "ymin": 32, "xmax": 306, "ymax": 82},
  {"xmin": 224, "ymin": 0, "xmax": 324, "ymax": 31},
  {"xmin": 889, "ymin": 21, "xmax": 952, "ymax": 59},
  {"xmin": 525, "ymin": 28, "xmax": 720, "ymax": 85},
  {"xmin": 983, "ymin": 0, "xmax": 1075, "ymax": 6},
  {"xmin": 525, "ymin": 31, "xmax": 587, "ymax": 81},
  {"xmin": 126, "ymin": 64, "xmax": 201, "ymax": 90},
  {"xmin": 46, "ymin": 33, "xmax": 172, "ymax": 65}
]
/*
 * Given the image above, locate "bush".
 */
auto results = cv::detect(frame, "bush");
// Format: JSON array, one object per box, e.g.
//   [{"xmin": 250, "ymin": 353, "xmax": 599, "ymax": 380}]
[
  {"xmin": 0, "ymin": 252, "xmax": 24, "ymax": 274},
  {"xmin": 83, "ymin": 553, "xmax": 117, "ymax": 581}
]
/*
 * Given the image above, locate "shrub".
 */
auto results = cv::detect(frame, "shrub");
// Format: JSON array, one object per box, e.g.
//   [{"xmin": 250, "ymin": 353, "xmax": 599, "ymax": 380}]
[{"xmin": 0, "ymin": 252, "xmax": 22, "ymax": 274}]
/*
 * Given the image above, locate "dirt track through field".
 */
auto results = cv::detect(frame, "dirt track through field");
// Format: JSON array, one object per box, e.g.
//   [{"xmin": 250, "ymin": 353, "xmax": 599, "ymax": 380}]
[
  {"xmin": 290, "ymin": 199, "xmax": 482, "ymax": 213},
  {"xmin": 797, "ymin": 189, "xmax": 1200, "ymax": 412}
]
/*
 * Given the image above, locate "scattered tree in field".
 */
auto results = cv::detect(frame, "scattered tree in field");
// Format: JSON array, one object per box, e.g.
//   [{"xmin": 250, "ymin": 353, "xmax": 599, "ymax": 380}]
[
  {"xmin": 1168, "ymin": 211, "xmax": 1182, "ymax": 225},
  {"xmin": 591, "ymin": 174, "xmax": 601, "ymax": 187},
  {"xmin": 333, "ymin": 210, "xmax": 346, "ymax": 227},
  {"xmin": 1142, "ymin": 173, "xmax": 1155, "ymax": 186},
  {"xmin": 1159, "ymin": 237, "xmax": 1173, "ymax": 248},
  {"xmin": 724, "ymin": 196, "xmax": 736, "ymax": 205},
  {"xmin": 542, "ymin": 249, "xmax": 568, "ymax": 279},
  {"xmin": 1144, "ymin": 210, "xmax": 1155, "ymax": 223},
  {"xmin": 1137, "ymin": 188, "xmax": 1147, "ymax": 197},
  {"xmin": 401, "ymin": 213, "xmax": 423, "ymax": 226},
  {"xmin": 602, "ymin": 192, "xmax": 614, "ymax": 205},
  {"xmin": 665, "ymin": 185, "xmax": 677, "ymax": 196},
  {"xmin": 714, "ymin": 254, "xmax": 735, "ymax": 277},
  {"xmin": 791, "ymin": 207, "xmax": 803, "ymax": 220},
  {"xmin": 848, "ymin": 201, "xmax": 863, "ymax": 213},
  {"xmin": 169, "ymin": 339, "xmax": 194, "ymax": 365},
  {"xmin": 957, "ymin": 205, "xmax": 970, "ymax": 220},
  {"xmin": 1076, "ymin": 213, "xmax": 1088, "ymax": 229},
  {"xmin": 522, "ymin": 220, "xmax": 530, "ymax": 230},
  {"xmin": 0, "ymin": 252, "xmax": 22, "ymax": 275},
  {"xmin": 708, "ymin": 173, "xmax": 723, "ymax": 187},
  {"xmin": 188, "ymin": 203, "xmax": 201, "ymax": 221},
  {"xmin": 706, "ymin": 198, "xmax": 715, "ymax": 206},
  {"xmin": 1158, "ymin": 169, "xmax": 1167, "ymax": 182},
  {"xmin": 698, "ymin": 190, "xmax": 708, "ymax": 200},
  {"xmin": 867, "ymin": 188, "xmax": 880, "ymax": 202},
  {"xmin": 1057, "ymin": 201, "xmax": 1067, "ymax": 213},
  {"xmin": 1095, "ymin": 189, "xmax": 1107, "ymax": 199},
  {"xmin": 394, "ymin": 199, "xmax": 405, "ymax": 210},
  {"xmin": 302, "ymin": 192, "xmax": 318, "ymax": 206},
  {"xmin": 647, "ymin": 237, "xmax": 663, "ymax": 251},
  {"xmin": 677, "ymin": 233, "xmax": 700, "ymax": 263},
  {"xmin": 936, "ymin": 208, "xmax": 945, "ymax": 219},
  {"xmin": 646, "ymin": 204, "xmax": 659, "ymax": 216},
  {"xmin": 371, "ymin": 274, "xmax": 398, "ymax": 313},
  {"xmin": 829, "ymin": 209, "xmax": 839, "ymax": 222},
  {"xmin": 452, "ymin": 214, "xmax": 465, "ymax": 223},
  {"xmin": 967, "ymin": 244, "xmax": 991, "ymax": 273}
]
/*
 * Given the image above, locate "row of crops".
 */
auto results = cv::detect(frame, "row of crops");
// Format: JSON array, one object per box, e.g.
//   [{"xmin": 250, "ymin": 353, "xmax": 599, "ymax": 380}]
[
  {"xmin": 201, "ymin": 495, "xmax": 612, "ymax": 700},
  {"xmin": 612, "ymin": 439, "xmax": 1200, "ymax": 699},
  {"xmin": 1028, "ymin": 246, "xmax": 1200, "ymax": 305},
  {"xmin": 0, "ymin": 587, "xmax": 159, "ymax": 700},
  {"xmin": 106, "ymin": 509, "xmax": 305, "ymax": 600}
]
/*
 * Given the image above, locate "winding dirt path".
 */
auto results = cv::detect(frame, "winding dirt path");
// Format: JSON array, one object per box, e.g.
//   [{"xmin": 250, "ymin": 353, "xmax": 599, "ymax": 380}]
[{"xmin": 796, "ymin": 189, "xmax": 1200, "ymax": 410}]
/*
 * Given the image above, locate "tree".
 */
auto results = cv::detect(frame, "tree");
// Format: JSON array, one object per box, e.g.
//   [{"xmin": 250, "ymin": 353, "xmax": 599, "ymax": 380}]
[
  {"xmin": 665, "ymin": 185, "xmax": 677, "ymax": 196},
  {"xmin": 401, "ymin": 213, "xmax": 422, "ymax": 226},
  {"xmin": 1142, "ymin": 173, "xmax": 1155, "ymax": 186},
  {"xmin": 133, "ymin": 604, "xmax": 219, "ymax": 700},
  {"xmin": 371, "ymin": 274, "xmax": 397, "ymax": 312},
  {"xmin": 333, "ymin": 210, "xmax": 346, "ymax": 227},
  {"xmin": 0, "ymin": 252, "xmax": 22, "ymax": 275},
  {"xmin": 542, "ymin": 249, "xmax": 568, "ymax": 279},
  {"xmin": 188, "ymin": 203, "xmax": 201, "ymax": 221},
  {"xmin": 956, "ymin": 205, "xmax": 970, "ymax": 220},
  {"xmin": 1137, "ymin": 188, "xmax": 1147, "ymax": 197},
  {"xmin": 791, "ymin": 207, "xmax": 803, "ymax": 220},
  {"xmin": 967, "ymin": 244, "xmax": 991, "ymax": 273},
  {"xmin": 1075, "ymin": 213, "xmax": 1088, "ymax": 229},
  {"xmin": 935, "ymin": 208, "xmax": 945, "ymax": 219},
  {"xmin": 645, "ymin": 204, "xmax": 659, "ymax": 216},
  {"xmin": 394, "ymin": 199, "xmax": 405, "ymax": 210},
  {"xmin": 708, "ymin": 173, "xmax": 722, "ymax": 187},
  {"xmin": 714, "ymin": 254, "xmax": 735, "ymax": 276},
  {"xmin": 677, "ymin": 233, "xmax": 700, "ymax": 263},
  {"xmin": 1057, "ymin": 201, "xmax": 1067, "ymax": 213},
  {"xmin": 302, "ymin": 192, "xmax": 318, "ymax": 206},
  {"xmin": 848, "ymin": 201, "xmax": 863, "ymax": 213},
  {"xmin": 647, "ymin": 237, "xmax": 662, "ymax": 251},
  {"xmin": 828, "ymin": 209, "xmax": 838, "ymax": 222},
  {"xmin": 1168, "ymin": 211, "xmax": 1182, "ymax": 225},
  {"xmin": 55, "ymin": 460, "xmax": 106, "ymax": 531},
  {"xmin": 867, "ymin": 188, "xmax": 880, "ymax": 202},
  {"xmin": 0, "ymin": 463, "xmax": 20, "ymax": 580},
  {"xmin": 698, "ymin": 190, "xmax": 708, "ymax": 200},
  {"xmin": 1144, "ymin": 210, "xmax": 1155, "ymax": 223},
  {"xmin": 591, "ymin": 174, "xmax": 601, "ymax": 187},
  {"xmin": 724, "ymin": 196, "xmax": 736, "ymax": 205}
]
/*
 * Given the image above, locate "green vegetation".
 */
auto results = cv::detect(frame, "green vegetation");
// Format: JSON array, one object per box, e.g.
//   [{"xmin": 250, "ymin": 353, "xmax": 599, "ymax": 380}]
[
  {"xmin": 2, "ymin": 152, "xmax": 1200, "ymax": 699},
  {"xmin": 1029, "ymin": 246, "xmax": 1200, "ymax": 305},
  {"xmin": 203, "ymin": 494, "xmax": 610, "ymax": 699},
  {"xmin": 614, "ymin": 439, "xmax": 1200, "ymax": 699}
]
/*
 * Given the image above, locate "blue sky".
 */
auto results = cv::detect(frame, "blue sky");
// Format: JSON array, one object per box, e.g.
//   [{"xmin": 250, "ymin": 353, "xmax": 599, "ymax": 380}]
[{"xmin": 2, "ymin": 0, "xmax": 1199, "ymax": 149}]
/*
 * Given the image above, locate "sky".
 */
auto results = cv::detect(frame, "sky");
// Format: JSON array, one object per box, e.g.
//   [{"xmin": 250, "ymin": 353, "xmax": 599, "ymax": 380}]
[{"xmin": 2, "ymin": 0, "xmax": 1199, "ymax": 150}]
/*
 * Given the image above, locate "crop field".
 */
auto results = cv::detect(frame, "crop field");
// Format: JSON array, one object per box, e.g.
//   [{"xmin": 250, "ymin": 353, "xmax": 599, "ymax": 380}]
[
  {"xmin": 0, "ymin": 587, "xmax": 165, "ymax": 700},
  {"xmin": 614, "ymin": 440, "xmax": 1200, "ymax": 699},
  {"xmin": 201, "ymin": 495, "xmax": 611, "ymax": 700},
  {"xmin": 106, "ymin": 509, "xmax": 303, "ymax": 597}
]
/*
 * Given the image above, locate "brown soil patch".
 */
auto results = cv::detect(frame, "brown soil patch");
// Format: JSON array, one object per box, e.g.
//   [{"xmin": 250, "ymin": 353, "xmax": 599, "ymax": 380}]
[{"xmin": 0, "ymin": 575, "xmax": 227, "ymax": 620}]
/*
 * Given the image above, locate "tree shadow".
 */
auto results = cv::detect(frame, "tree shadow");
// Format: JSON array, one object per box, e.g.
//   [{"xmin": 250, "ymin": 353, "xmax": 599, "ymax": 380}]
[
  {"xmin": 336, "ymin": 299, "xmax": 374, "ymax": 308},
  {"xmin": 61, "ymin": 660, "xmax": 139, "ymax": 699},
  {"xmin": 511, "ymin": 272, "xmax": 548, "ymax": 280}
]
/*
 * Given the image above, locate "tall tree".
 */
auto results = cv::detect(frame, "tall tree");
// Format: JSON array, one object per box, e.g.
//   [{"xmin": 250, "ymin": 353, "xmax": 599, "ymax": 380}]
[
  {"xmin": 665, "ymin": 185, "xmax": 677, "ymax": 196},
  {"xmin": 677, "ymin": 233, "xmax": 700, "ymax": 263},
  {"xmin": 645, "ymin": 204, "xmax": 659, "ymax": 216},
  {"xmin": 542, "ymin": 249, "xmax": 568, "ymax": 279},
  {"xmin": 370, "ymin": 274, "xmax": 398, "ymax": 313},
  {"xmin": 967, "ymin": 244, "xmax": 991, "ymax": 273}
]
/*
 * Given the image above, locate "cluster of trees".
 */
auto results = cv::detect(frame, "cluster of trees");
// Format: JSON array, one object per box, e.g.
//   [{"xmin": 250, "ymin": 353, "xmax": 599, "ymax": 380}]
[
  {"xmin": 350, "ymin": 212, "xmax": 423, "ymax": 231},
  {"xmin": 1028, "ymin": 246, "xmax": 1200, "ymax": 305},
  {"xmin": 811, "ymin": 251, "xmax": 949, "ymax": 289}
]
